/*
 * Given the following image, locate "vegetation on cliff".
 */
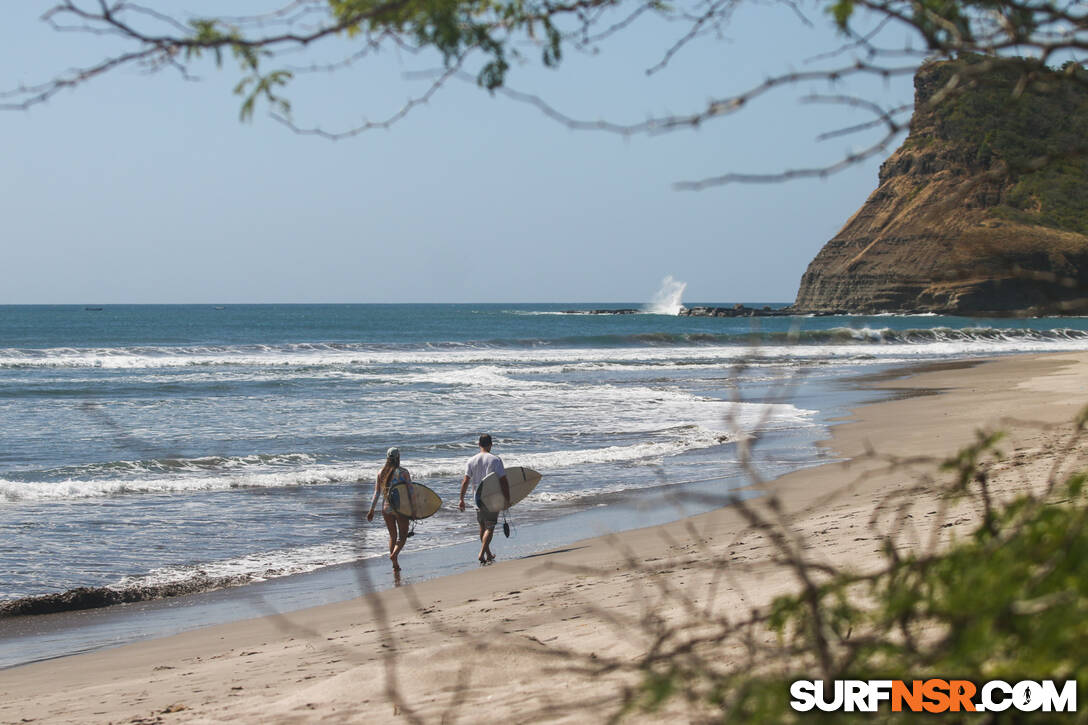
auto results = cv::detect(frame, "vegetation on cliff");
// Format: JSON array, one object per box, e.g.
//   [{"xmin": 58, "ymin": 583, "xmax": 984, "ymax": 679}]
[{"xmin": 926, "ymin": 57, "xmax": 1088, "ymax": 235}]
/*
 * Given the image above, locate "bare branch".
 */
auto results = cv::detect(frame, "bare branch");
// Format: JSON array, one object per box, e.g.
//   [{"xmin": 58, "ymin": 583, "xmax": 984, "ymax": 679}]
[
  {"xmin": 645, "ymin": 0, "xmax": 741, "ymax": 76},
  {"xmin": 271, "ymin": 58, "xmax": 464, "ymax": 137},
  {"xmin": 673, "ymin": 126, "xmax": 902, "ymax": 188},
  {"xmin": 4, "ymin": 0, "xmax": 1086, "ymax": 184}
]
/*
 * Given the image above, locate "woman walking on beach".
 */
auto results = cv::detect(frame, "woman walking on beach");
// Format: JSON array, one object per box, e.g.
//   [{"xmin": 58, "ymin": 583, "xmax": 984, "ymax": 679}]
[{"xmin": 366, "ymin": 447, "xmax": 414, "ymax": 571}]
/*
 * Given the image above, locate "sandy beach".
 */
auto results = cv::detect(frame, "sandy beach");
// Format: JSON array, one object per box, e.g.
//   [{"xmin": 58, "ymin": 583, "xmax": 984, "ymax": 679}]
[{"xmin": 2, "ymin": 351, "xmax": 1085, "ymax": 724}]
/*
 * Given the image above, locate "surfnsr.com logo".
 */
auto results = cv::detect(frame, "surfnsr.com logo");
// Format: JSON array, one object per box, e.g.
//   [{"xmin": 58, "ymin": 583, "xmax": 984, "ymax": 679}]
[{"xmin": 790, "ymin": 679, "xmax": 1077, "ymax": 713}]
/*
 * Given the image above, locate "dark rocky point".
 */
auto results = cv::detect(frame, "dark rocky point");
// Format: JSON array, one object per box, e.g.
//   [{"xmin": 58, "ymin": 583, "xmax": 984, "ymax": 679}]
[
  {"xmin": 0, "ymin": 575, "xmax": 253, "ymax": 618},
  {"xmin": 679, "ymin": 305, "xmax": 793, "ymax": 318}
]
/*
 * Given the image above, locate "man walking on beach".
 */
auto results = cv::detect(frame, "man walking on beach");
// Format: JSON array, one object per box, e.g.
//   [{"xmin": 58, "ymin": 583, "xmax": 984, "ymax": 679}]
[{"xmin": 460, "ymin": 434, "xmax": 511, "ymax": 564}]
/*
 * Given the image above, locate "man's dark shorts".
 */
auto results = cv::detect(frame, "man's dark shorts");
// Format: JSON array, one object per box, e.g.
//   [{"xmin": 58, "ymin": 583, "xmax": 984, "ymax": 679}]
[{"xmin": 476, "ymin": 506, "xmax": 498, "ymax": 530}]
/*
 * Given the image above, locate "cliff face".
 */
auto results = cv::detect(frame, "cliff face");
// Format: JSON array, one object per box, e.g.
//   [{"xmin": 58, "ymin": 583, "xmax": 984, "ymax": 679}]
[{"xmin": 792, "ymin": 59, "xmax": 1088, "ymax": 316}]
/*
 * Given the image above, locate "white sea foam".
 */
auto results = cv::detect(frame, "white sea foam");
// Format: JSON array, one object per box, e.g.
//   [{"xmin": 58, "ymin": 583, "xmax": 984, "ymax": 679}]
[
  {"xmin": 0, "ymin": 465, "xmax": 369, "ymax": 502},
  {"xmin": 0, "ymin": 397, "xmax": 809, "ymax": 502},
  {"xmin": 528, "ymin": 482, "xmax": 646, "ymax": 503},
  {"xmin": 32, "ymin": 453, "xmax": 319, "ymax": 481},
  {"xmin": 390, "ymin": 365, "xmax": 561, "ymax": 389},
  {"xmin": 644, "ymin": 275, "xmax": 688, "ymax": 315},
  {"xmin": 110, "ymin": 540, "xmax": 372, "ymax": 590},
  {"xmin": 510, "ymin": 431, "xmax": 733, "ymax": 470}
]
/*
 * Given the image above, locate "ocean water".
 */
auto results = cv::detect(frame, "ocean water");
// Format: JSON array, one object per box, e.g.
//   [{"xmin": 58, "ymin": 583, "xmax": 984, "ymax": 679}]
[{"xmin": 2, "ymin": 303, "xmax": 1087, "ymax": 625}]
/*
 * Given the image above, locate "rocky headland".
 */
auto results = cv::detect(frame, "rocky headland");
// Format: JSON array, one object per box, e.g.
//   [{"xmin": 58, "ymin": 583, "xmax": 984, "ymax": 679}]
[{"xmin": 791, "ymin": 57, "xmax": 1088, "ymax": 316}]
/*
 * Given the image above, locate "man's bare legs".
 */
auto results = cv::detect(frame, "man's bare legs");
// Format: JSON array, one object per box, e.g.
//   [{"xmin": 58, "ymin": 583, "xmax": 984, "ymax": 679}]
[{"xmin": 478, "ymin": 522, "xmax": 496, "ymax": 563}]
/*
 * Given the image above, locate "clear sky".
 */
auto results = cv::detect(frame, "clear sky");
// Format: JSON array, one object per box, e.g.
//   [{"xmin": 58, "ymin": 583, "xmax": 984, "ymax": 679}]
[{"xmin": 1, "ymin": 2, "xmax": 916, "ymax": 305}]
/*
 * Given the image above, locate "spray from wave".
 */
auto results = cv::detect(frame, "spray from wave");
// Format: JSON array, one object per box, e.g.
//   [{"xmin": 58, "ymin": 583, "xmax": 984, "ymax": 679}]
[{"xmin": 644, "ymin": 275, "xmax": 688, "ymax": 315}]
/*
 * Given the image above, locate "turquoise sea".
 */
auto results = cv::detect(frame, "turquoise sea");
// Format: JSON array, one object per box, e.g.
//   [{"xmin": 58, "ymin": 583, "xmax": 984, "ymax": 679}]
[{"xmin": 2, "ymin": 303, "xmax": 1087, "ymax": 666}]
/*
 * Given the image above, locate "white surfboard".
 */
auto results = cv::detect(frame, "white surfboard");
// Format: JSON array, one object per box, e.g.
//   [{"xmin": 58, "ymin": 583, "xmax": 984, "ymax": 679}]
[
  {"xmin": 388, "ymin": 482, "xmax": 442, "ymax": 520},
  {"xmin": 476, "ymin": 466, "xmax": 542, "ymax": 512}
]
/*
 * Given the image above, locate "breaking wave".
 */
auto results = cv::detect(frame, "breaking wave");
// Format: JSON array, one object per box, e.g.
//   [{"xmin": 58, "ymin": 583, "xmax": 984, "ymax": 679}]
[{"xmin": 2, "ymin": 327, "xmax": 1086, "ymax": 370}]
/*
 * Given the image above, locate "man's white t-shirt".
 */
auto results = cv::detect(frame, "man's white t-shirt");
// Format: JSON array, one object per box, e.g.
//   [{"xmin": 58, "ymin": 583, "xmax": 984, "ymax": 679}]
[{"xmin": 465, "ymin": 451, "xmax": 505, "ymax": 494}]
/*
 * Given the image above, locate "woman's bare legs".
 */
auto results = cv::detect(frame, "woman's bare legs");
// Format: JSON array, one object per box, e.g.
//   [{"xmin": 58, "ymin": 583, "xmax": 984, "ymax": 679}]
[{"xmin": 383, "ymin": 512, "xmax": 410, "ymax": 570}]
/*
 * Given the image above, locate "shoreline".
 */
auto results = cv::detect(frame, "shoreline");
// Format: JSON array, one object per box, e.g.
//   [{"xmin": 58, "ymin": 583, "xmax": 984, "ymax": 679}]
[
  {"xmin": 0, "ymin": 355, "xmax": 913, "ymax": 664},
  {"xmin": 0, "ymin": 351, "xmax": 1085, "ymax": 723}
]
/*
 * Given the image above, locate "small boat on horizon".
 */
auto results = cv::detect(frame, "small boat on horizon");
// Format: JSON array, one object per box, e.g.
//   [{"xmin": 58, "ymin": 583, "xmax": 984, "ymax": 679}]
[{"xmin": 84, "ymin": 307, "xmax": 104, "ymax": 311}]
